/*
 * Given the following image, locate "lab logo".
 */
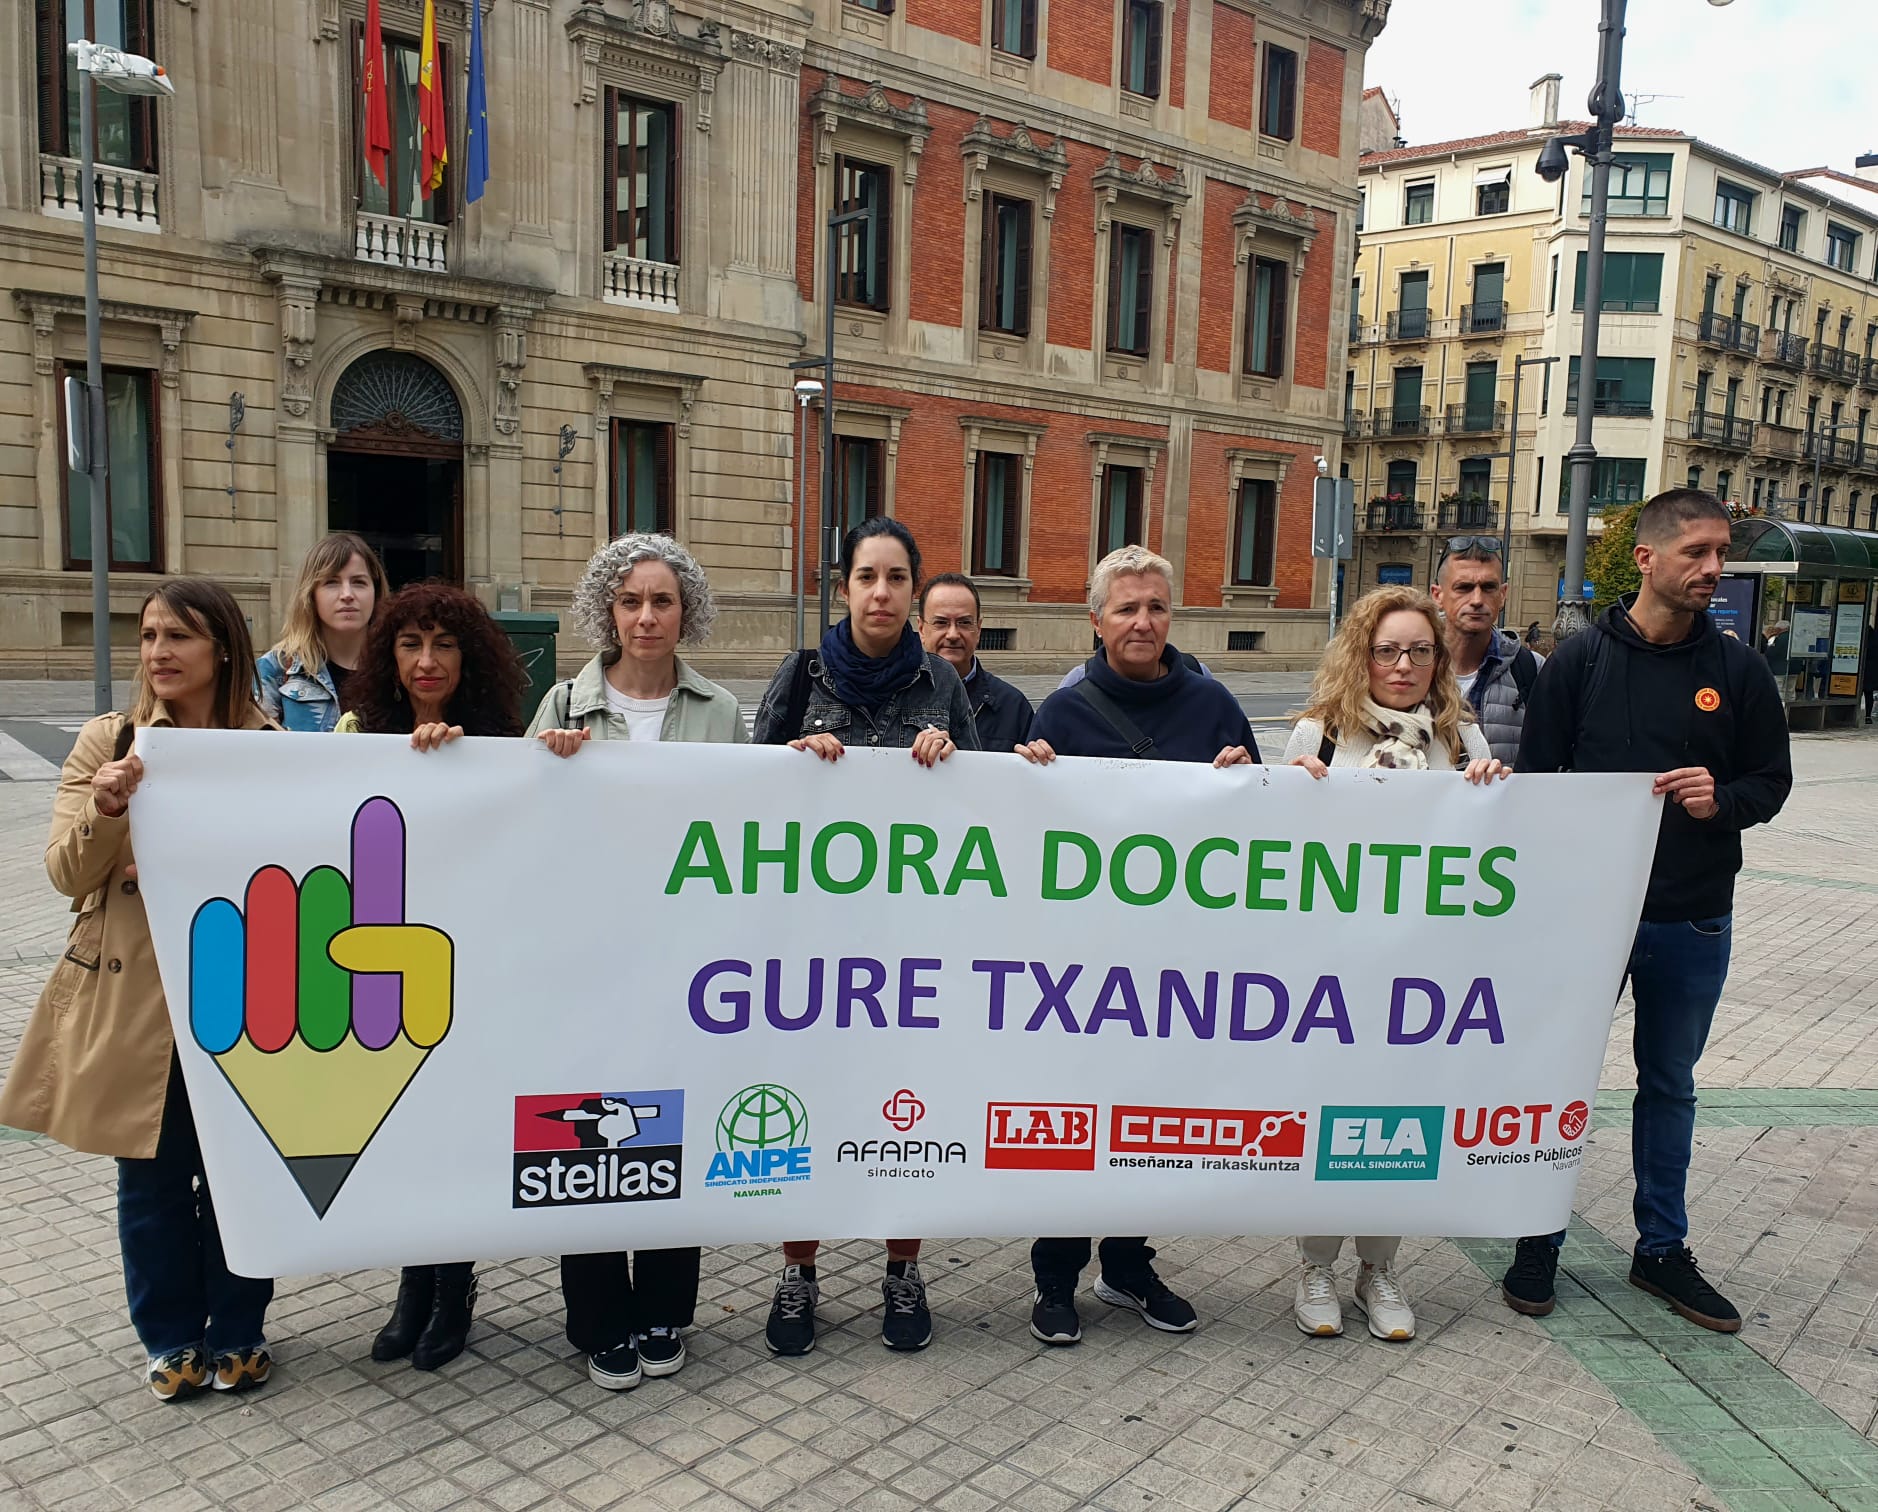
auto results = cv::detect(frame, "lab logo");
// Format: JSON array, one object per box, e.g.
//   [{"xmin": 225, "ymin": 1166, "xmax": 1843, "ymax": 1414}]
[
  {"xmin": 1315, "ymin": 1106, "xmax": 1443, "ymax": 1181},
  {"xmin": 512, "ymin": 1091, "xmax": 684, "ymax": 1209},
  {"xmin": 882, "ymin": 1088, "xmax": 926, "ymax": 1132},
  {"xmin": 985, "ymin": 1102, "xmax": 1097, "ymax": 1171},
  {"xmin": 1695, "ymin": 687, "xmax": 1721, "ymax": 712},
  {"xmin": 706, "ymin": 1084, "xmax": 812, "ymax": 1192}
]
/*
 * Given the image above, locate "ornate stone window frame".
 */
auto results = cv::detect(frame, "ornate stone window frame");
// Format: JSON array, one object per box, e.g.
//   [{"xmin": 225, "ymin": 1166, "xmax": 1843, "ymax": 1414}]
[
  {"xmin": 1092, "ymin": 152, "xmax": 1189, "ymax": 389},
  {"xmin": 810, "ymin": 81, "xmax": 931, "ymax": 353},
  {"xmin": 1085, "ymin": 430, "xmax": 1169, "ymax": 582},
  {"xmin": 960, "ymin": 416, "xmax": 1046, "ymax": 596},
  {"xmin": 1220, "ymin": 447, "xmax": 1292, "ymax": 607},
  {"xmin": 15, "ymin": 289, "xmax": 192, "ymax": 574},
  {"xmin": 962, "ymin": 118, "xmax": 1066, "ymax": 369},
  {"xmin": 583, "ymin": 363, "xmax": 703, "ymax": 548},
  {"xmin": 832, "ymin": 399, "xmax": 911, "ymax": 522},
  {"xmin": 567, "ymin": 4, "xmax": 726, "ymax": 310},
  {"xmin": 1231, "ymin": 189, "xmax": 1318, "ymax": 402}
]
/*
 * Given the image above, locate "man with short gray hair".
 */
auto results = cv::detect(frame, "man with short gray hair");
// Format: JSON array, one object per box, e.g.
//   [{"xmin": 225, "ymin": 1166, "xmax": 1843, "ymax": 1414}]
[{"xmin": 1429, "ymin": 536, "xmax": 1539, "ymax": 766}]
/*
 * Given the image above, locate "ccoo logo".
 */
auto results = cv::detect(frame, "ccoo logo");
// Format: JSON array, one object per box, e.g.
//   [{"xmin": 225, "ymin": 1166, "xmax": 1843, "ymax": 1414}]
[{"xmin": 882, "ymin": 1089, "xmax": 926, "ymax": 1132}]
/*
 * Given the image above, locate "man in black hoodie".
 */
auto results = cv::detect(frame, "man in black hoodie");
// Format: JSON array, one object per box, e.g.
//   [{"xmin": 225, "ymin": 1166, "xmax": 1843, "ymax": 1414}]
[
  {"xmin": 1018, "ymin": 544, "xmax": 1259, "ymax": 1347},
  {"xmin": 1501, "ymin": 490, "xmax": 1791, "ymax": 1332}
]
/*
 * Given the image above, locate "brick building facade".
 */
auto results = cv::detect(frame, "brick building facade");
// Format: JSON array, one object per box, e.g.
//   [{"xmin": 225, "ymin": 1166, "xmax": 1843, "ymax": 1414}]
[{"xmin": 0, "ymin": 0, "xmax": 1388, "ymax": 676}]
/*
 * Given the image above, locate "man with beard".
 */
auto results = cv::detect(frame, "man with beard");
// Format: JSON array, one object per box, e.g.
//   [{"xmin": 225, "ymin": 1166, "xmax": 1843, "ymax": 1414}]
[
  {"xmin": 1430, "ymin": 538, "xmax": 1539, "ymax": 766},
  {"xmin": 1500, "ymin": 489, "xmax": 1791, "ymax": 1333}
]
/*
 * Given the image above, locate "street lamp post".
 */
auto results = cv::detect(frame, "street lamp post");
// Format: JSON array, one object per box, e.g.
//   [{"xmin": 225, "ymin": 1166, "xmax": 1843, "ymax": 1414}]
[
  {"xmin": 1810, "ymin": 419, "xmax": 1859, "ymax": 523},
  {"xmin": 817, "ymin": 205, "xmax": 874, "ymax": 636},
  {"xmin": 790, "ymin": 377, "xmax": 824, "ymax": 649},
  {"xmin": 70, "ymin": 40, "xmax": 173, "ymax": 714},
  {"xmin": 1535, "ymin": 0, "xmax": 1733, "ymax": 643}
]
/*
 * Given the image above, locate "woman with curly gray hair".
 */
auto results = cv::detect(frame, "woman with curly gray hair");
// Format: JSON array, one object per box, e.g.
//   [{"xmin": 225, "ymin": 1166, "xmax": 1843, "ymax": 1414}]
[{"xmin": 524, "ymin": 533, "xmax": 743, "ymax": 1393}]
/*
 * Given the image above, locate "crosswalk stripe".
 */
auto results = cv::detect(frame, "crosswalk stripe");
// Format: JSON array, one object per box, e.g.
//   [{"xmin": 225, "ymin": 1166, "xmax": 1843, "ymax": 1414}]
[{"xmin": 0, "ymin": 731, "xmax": 60, "ymax": 782}]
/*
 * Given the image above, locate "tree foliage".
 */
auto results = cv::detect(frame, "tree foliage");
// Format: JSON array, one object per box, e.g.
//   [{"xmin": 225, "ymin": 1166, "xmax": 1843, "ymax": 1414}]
[{"xmin": 1586, "ymin": 502, "xmax": 1643, "ymax": 610}]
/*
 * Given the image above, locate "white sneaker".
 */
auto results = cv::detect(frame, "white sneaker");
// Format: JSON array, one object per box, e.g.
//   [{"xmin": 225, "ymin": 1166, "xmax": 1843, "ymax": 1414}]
[
  {"xmin": 1293, "ymin": 1264, "xmax": 1344, "ymax": 1336},
  {"xmin": 1353, "ymin": 1262, "xmax": 1415, "ymax": 1341}
]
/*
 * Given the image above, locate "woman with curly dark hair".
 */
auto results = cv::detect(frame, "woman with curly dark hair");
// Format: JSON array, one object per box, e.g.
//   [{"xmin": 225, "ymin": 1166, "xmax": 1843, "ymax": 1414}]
[{"xmin": 336, "ymin": 583, "xmax": 526, "ymax": 1370}]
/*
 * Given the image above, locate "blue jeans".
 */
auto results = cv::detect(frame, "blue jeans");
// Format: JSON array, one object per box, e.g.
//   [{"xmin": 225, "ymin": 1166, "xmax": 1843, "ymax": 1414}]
[
  {"xmin": 1547, "ymin": 915, "xmax": 1732, "ymax": 1254},
  {"xmin": 116, "ymin": 1059, "xmax": 273, "ymax": 1357}
]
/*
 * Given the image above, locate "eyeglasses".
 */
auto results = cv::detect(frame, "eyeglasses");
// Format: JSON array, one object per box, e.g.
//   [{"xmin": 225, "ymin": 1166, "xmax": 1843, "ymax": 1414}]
[{"xmin": 1370, "ymin": 642, "xmax": 1437, "ymax": 668}]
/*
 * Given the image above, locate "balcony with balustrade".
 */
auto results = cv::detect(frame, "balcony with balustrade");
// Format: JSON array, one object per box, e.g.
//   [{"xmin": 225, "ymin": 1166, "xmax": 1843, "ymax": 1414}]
[
  {"xmin": 1368, "ymin": 406, "xmax": 1431, "ymax": 437},
  {"xmin": 1459, "ymin": 301, "xmax": 1506, "ymax": 336},
  {"xmin": 1696, "ymin": 310, "xmax": 1760, "ymax": 356},
  {"xmin": 1803, "ymin": 432, "xmax": 1858, "ymax": 468},
  {"xmin": 355, "ymin": 211, "xmax": 449, "ymax": 273},
  {"xmin": 1764, "ymin": 331, "xmax": 1807, "ymax": 370},
  {"xmin": 1564, "ymin": 396, "xmax": 1653, "ymax": 419},
  {"xmin": 1343, "ymin": 410, "xmax": 1365, "ymax": 439},
  {"xmin": 1687, "ymin": 410, "xmax": 1754, "ymax": 451},
  {"xmin": 603, "ymin": 253, "xmax": 681, "ymax": 313},
  {"xmin": 1444, "ymin": 401, "xmax": 1506, "ymax": 435},
  {"xmin": 1809, "ymin": 346, "xmax": 1856, "ymax": 383},
  {"xmin": 1385, "ymin": 308, "xmax": 1433, "ymax": 342},
  {"xmin": 1363, "ymin": 496, "xmax": 1426, "ymax": 533},
  {"xmin": 40, "ymin": 157, "xmax": 161, "ymax": 232},
  {"xmin": 1437, "ymin": 497, "xmax": 1499, "ymax": 532},
  {"xmin": 1755, "ymin": 422, "xmax": 1803, "ymax": 461},
  {"xmin": 1862, "ymin": 357, "xmax": 1878, "ymax": 393}
]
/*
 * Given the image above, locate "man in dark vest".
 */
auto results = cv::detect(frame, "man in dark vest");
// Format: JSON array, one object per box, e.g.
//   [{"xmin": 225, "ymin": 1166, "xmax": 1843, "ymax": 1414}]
[{"xmin": 1430, "ymin": 537, "xmax": 1540, "ymax": 766}]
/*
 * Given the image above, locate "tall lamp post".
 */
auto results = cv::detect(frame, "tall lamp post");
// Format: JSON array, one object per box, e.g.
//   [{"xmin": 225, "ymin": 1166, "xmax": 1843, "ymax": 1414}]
[
  {"xmin": 790, "ymin": 377, "xmax": 824, "ymax": 648},
  {"xmin": 1533, "ymin": 0, "xmax": 1733, "ymax": 642},
  {"xmin": 69, "ymin": 40, "xmax": 174, "ymax": 714}
]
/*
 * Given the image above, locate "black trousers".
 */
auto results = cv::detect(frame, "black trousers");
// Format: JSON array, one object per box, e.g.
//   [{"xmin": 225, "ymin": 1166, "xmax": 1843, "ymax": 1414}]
[
  {"xmin": 1031, "ymin": 1236, "xmax": 1152, "ymax": 1285},
  {"xmin": 559, "ymin": 1248, "xmax": 701, "ymax": 1353}
]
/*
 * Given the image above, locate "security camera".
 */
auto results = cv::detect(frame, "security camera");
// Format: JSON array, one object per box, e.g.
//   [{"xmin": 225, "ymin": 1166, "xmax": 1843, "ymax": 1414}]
[
  {"xmin": 1314, "ymin": 456, "xmax": 1330, "ymax": 476},
  {"xmin": 1534, "ymin": 136, "xmax": 1573, "ymax": 184}
]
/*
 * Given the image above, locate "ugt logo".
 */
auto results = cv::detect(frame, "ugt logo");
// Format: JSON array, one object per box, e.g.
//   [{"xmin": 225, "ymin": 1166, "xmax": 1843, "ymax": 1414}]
[
  {"xmin": 188, "ymin": 797, "xmax": 453, "ymax": 1217},
  {"xmin": 706, "ymin": 1084, "xmax": 812, "ymax": 1190},
  {"xmin": 1314, "ymin": 1106, "xmax": 1444, "ymax": 1182}
]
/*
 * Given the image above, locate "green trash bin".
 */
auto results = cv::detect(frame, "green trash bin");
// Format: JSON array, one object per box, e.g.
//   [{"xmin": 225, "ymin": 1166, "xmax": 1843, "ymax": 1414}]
[{"xmin": 492, "ymin": 611, "xmax": 560, "ymax": 725}]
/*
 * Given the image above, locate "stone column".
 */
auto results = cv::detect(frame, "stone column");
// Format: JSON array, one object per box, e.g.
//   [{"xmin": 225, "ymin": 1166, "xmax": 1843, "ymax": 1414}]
[{"xmin": 271, "ymin": 274, "xmax": 324, "ymax": 595}]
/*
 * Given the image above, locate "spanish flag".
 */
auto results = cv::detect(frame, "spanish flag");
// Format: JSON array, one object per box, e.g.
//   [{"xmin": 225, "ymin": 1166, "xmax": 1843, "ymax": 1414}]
[{"xmin": 417, "ymin": 0, "xmax": 447, "ymax": 199}]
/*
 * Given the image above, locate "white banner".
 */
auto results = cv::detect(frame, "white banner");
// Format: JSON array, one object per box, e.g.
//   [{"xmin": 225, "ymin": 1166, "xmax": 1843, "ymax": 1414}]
[{"xmin": 129, "ymin": 729, "xmax": 1659, "ymax": 1277}]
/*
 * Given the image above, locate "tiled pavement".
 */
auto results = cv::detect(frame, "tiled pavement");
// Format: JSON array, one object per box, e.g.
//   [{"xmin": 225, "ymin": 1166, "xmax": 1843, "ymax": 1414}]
[{"xmin": 2, "ymin": 694, "xmax": 1876, "ymax": 1510}]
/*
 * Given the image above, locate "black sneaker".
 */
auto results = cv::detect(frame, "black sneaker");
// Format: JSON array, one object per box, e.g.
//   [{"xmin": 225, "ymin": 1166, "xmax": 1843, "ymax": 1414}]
[
  {"xmin": 765, "ymin": 1264, "xmax": 819, "ymax": 1356},
  {"xmin": 1029, "ymin": 1280, "xmax": 1082, "ymax": 1345},
  {"xmin": 881, "ymin": 1262, "xmax": 932, "ymax": 1352},
  {"xmin": 637, "ymin": 1327, "xmax": 685, "ymax": 1378},
  {"xmin": 587, "ymin": 1341, "xmax": 642, "ymax": 1391},
  {"xmin": 1094, "ymin": 1269, "xmax": 1197, "ymax": 1333},
  {"xmin": 1629, "ymin": 1247, "xmax": 1741, "ymax": 1333},
  {"xmin": 1501, "ymin": 1237, "xmax": 1560, "ymax": 1317}
]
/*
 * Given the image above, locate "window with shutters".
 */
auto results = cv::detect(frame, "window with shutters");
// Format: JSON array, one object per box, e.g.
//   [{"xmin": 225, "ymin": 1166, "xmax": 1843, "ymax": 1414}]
[
  {"xmin": 612, "ymin": 421, "xmax": 674, "ymax": 536},
  {"xmin": 605, "ymin": 95, "xmax": 679, "ymax": 265},
  {"xmin": 59, "ymin": 364, "xmax": 161, "ymax": 572},
  {"xmin": 1098, "ymin": 466, "xmax": 1144, "ymax": 555},
  {"xmin": 36, "ymin": 0, "xmax": 158, "ymax": 170},
  {"xmin": 990, "ymin": 0, "xmax": 1037, "ymax": 58},
  {"xmin": 1572, "ymin": 251, "xmax": 1663, "ymax": 312},
  {"xmin": 834, "ymin": 157, "xmax": 893, "ymax": 312},
  {"xmin": 1243, "ymin": 256, "xmax": 1289, "ymax": 378},
  {"xmin": 1557, "ymin": 457, "xmax": 1647, "ymax": 512},
  {"xmin": 972, "ymin": 452, "xmax": 1022, "ymax": 576},
  {"xmin": 1106, "ymin": 223, "xmax": 1154, "ymax": 358},
  {"xmin": 1230, "ymin": 478, "xmax": 1277, "ymax": 587},
  {"xmin": 1259, "ymin": 45, "xmax": 1298, "ymax": 140},
  {"xmin": 1565, "ymin": 356, "xmax": 1655, "ymax": 416},
  {"xmin": 1121, "ymin": 0, "xmax": 1162, "ymax": 99},
  {"xmin": 979, "ymin": 195, "xmax": 1033, "ymax": 336},
  {"xmin": 837, "ymin": 436, "xmax": 884, "ymax": 533}
]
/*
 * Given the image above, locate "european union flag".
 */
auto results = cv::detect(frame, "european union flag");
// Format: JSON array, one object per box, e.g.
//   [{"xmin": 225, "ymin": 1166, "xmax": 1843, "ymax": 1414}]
[{"xmin": 464, "ymin": 0, "xmax": 489, "ymax": 203}]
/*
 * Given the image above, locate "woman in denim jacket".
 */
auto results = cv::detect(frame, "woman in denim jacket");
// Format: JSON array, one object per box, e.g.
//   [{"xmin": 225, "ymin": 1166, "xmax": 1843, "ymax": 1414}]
[
  {"xmin": 255, "ymin": 532, "xmax": 388, "ymax": 731},
  {"xmin": 750, "ymin": 516, "xmax": 977, "ymax": 1361}
]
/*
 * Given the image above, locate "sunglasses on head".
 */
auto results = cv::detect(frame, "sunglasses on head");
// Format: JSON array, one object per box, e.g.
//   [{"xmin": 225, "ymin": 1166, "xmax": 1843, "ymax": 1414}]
[{"xmin": 1438, "ymin": 535, "xmax": 1504, "ymax": 565}]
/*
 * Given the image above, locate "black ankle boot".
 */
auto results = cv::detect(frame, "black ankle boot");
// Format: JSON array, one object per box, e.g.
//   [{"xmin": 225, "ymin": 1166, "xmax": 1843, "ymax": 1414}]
[
  {"xmin": 411, "ymin": 1263, "xmax": 477, "ymax": 1371},
  {"xmin": 371, "ymin": 1266, "xmax": 436, "ymax": 1362}
]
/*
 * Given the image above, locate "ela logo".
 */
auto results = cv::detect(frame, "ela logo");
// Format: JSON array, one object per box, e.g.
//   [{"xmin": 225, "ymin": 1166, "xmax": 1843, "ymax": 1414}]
[
  {"xmin": 706, "ymin": 1084, "xmax": 812, "ymax": 1192},
  {"xmin": 512, "ymin": 1091, "xmax": 684, "ymax": 1209},
  {"xmin": 1315, "ymin": 1106, "xmax": 1444, "ymax": 1181}
]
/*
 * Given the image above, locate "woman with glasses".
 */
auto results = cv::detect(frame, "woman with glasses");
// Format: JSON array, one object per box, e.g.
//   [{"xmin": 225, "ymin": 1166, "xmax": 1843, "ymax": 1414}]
[{"xmin": 1281, "ymin": 585, "xmax": 1503, "ymax": 1343}]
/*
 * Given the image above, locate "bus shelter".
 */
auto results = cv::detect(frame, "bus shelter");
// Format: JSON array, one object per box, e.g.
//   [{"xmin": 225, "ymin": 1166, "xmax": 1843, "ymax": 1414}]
[{"xmin": 1726, "ymin": 518, "xmax": 1878, "ymax": 730}]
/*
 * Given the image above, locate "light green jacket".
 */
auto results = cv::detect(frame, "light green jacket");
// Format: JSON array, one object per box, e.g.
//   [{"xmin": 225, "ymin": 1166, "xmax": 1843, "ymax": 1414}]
[{"xmin": 525, "ymin": 653, "xmax": 748, "ymax": 746}]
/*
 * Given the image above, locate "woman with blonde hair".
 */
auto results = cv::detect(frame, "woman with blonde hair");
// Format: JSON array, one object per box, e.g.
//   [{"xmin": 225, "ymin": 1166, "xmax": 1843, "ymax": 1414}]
[
  {"xmin": 256, "ymin": 531, "xmax": 389, "ymax": 731},
  {"xmin": 0, "ymin": 580, "xmax": 278, "ymax": 1401},
  {"xmin": 1283, "ymin": 584, "xmax": 1504, "ymax": 1344}
]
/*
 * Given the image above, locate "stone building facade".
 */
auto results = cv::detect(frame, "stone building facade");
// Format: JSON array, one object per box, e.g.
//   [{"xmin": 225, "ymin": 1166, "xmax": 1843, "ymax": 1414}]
[{"xmin": 0, "ymin": 0, "xmax": 1388, "ymax": 677}]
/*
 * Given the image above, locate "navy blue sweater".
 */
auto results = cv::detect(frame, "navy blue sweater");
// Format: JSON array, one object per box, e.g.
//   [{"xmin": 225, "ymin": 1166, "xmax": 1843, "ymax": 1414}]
[{"xmin": 1029, "ymin": 644, "xmax": 1260, "ymax": 763}]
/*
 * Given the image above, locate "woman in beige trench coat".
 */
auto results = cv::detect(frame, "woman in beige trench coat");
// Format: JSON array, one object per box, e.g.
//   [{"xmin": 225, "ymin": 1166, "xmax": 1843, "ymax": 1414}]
[{"xmin": 0, "ymin": 580, "xmax": 277, "ymax": 1402}]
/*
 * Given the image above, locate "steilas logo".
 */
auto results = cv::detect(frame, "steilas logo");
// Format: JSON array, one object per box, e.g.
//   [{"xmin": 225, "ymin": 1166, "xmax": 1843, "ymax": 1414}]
[
  {"xmin": 513, "ymin": 1091, "xmax": 684, "ymax": 1209},
  {"xmin": 985, "ymin": 1102, "xmax": 1097, "ymax": 1170}
]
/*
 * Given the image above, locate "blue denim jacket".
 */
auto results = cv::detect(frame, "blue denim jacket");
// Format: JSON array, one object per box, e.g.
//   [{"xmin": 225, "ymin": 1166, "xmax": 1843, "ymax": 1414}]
[{"xmin": 255, "ymin": 650, "xmax": 341, "ymax": 733}]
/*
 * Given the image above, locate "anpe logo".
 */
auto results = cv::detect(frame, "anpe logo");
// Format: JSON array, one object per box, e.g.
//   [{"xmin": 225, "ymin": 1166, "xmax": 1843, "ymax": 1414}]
[
  {"xmin": 1315, "ymin": 1106, "xmax": 1444, "ymax": 1181},
  {"xmin": 1452, "ymin": 1101, "xmax": 1588, "ymax": 1171},
  {"xmin": 882, "ymin": 1088, "xmax": 926, "ymax": 1132},
  {"xmin": 986, "ymin": 1102, "xmax": 1097, "ymax": 1171},
  {"xmin": 1559, "ymin": 1100, "xmax": 1590, "ymax": 1141},
  {"xmin": 512, "ymin": 1091, "xmax": 684, "ymax": 1209},
  {"xmin": 706, "ymin": 1084, "xmax": 811, "ymax": 1194},
  {"xmin": 1109, "ymin": 1105, "xmax": 1307, "ymax": 1172}
]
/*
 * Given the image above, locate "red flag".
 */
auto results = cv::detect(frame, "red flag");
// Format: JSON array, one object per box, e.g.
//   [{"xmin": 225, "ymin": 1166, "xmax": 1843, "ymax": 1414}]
[
  {"xmin": 417, "ymin": 0, "xmax": 448, "ymax": 199},
  {"xmin": 361, "ymin": 0, "xmax": 391, "ymax": 189}
]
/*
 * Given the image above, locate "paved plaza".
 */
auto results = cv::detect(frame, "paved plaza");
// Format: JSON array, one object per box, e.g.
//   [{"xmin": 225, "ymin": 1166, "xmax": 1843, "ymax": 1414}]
[{"xmin": 2, "ymin": 683, "xmax": 1876, "ymax": 1512}]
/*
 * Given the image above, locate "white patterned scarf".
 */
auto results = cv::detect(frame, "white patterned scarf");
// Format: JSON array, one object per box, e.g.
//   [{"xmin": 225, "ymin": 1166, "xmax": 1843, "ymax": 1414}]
[{"xmin": 1355, "ymin": 699, "xmax": 1434, "ymax": 770}]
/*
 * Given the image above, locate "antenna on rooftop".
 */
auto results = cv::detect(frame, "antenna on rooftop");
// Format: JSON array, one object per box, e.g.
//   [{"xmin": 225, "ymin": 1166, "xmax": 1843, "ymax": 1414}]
[{"xmin": 1624, "ymin": 92, "xmax": 1682, "ymax": 126}]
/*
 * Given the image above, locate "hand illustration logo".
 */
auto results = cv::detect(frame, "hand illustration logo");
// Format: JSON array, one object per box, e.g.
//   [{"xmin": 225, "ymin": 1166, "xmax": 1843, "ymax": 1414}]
[{"xmin": 188, "ymin": 797, "xmax": 453, "ymax": 1217}]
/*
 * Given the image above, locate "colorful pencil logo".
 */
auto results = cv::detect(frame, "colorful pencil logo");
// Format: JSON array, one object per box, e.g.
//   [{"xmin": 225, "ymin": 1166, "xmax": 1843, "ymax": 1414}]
[{"xmin": 188, "ymin": 797, "xmax": 453, "ymax": 1217}]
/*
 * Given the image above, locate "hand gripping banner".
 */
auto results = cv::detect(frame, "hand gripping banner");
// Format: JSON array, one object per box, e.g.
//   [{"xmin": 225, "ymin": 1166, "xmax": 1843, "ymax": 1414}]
[{"xmin": 131, "ymin": 730, "xmax": 1660, "ymax": 1278}]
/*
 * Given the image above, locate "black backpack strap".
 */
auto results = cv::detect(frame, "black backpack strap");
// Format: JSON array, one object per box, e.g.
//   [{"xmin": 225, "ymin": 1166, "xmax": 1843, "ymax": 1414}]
[
  {"xmin": 1510, "ymin": 645, "xmax": 1539, "ymax": 711},
  {"xmin": 767, "ymin": 651, "xmax": 817, "ymax": 746},
  {"xmin": 1317, "ymin": 727, "xmax": 1336, "ymax": 765},
  {"xmin": 1073, "ymin": 679, "xmax": 1156, "ymax": 756}
]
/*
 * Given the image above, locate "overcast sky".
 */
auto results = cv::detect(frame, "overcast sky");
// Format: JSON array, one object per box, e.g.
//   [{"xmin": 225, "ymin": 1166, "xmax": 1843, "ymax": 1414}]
[{"xmin": 1363, "ymin": 1, "xmax": 1878, "ymax": 174}]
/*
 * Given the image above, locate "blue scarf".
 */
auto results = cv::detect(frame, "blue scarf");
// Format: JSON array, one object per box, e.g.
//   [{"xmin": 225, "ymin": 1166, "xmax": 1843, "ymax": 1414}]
[{"xmin": 818, "ymin": 619, "xmax": 927, "ymax": 714}]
